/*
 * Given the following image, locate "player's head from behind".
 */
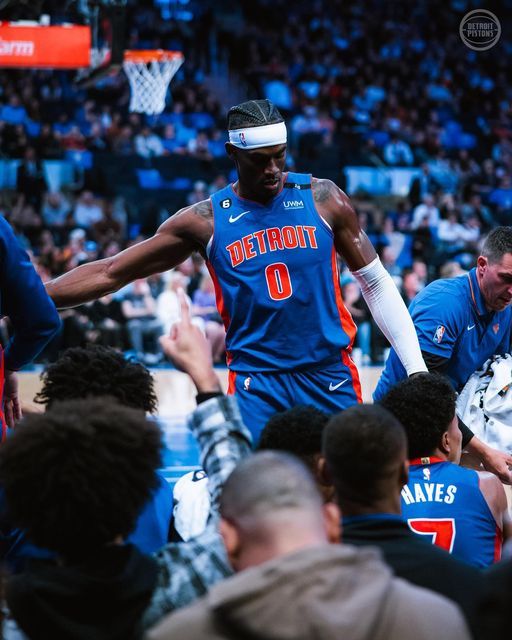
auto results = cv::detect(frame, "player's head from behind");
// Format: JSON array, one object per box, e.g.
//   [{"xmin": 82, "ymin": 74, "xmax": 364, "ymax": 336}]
[
  {"xmin": 258, "ymin": 405, "xmax": 334, "ymax": 502},
  {"xmin": 380, "ymin": 373, "xmax": 461, "ymax": 464},
  {"xmin": 322, "ymin": 405, "xmax": 408, "ymax": 515},
  {"xmin": 226, "ymin": 99, "xmax": 287, "ymax": 200},
  {"xmin": 0, "ymin": 398, "xmax": 162, "ymax": 560},
  {"xmin": 35, "ymin": 344, "xmax": 158, "ymax": 413},
  {"xmin": 478, "ymin": 226, "xmax": 512, "ymax": 311},
  {"xmin": 219, "ymin": 451, "xmax": 340, "ymax": 572}
]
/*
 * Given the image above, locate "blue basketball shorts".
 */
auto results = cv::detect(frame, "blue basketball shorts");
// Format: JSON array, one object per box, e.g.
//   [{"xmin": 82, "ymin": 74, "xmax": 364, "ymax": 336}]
[{"xmin": 228, "ymin": 355, "xmax": 362, "ymax": 444}]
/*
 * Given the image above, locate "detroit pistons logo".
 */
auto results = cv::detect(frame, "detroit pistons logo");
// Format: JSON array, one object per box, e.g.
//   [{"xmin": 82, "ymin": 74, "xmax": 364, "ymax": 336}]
[{"xmin": 239, "ymin": 132, "xmax": 247, "ymax": 147}]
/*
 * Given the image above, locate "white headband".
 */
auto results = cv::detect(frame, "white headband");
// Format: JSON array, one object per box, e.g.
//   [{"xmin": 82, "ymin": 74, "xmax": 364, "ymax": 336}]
[{"xmin": 228, "ymin": 122, "xmax": 287, "ymax": 149}]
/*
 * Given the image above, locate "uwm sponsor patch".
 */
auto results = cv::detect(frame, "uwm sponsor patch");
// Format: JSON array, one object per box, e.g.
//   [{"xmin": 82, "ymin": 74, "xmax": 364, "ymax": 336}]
[{"xmin": 226, "ymin": 225, "xmax": 318, "ymax": 268}]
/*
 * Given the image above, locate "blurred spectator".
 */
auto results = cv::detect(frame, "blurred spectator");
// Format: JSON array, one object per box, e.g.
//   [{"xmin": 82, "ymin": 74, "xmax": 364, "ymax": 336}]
[
  {"xmin": 384, "ymin": 134, "xmax": 414, "ymax": 166},
  {"xmin": 187, "ymin": 181, "xmax": 209, "ymax": 206},
  {"xmin": 401, "ymin": 269, "xmax": 421, "ymax": 308},
  {"xmin": 461, "ymin": 194, "xmax": 495, "ymax": 233},
  {"xmin": 35, "ymin": 124, "xmax": 62, "ymax": 159},
  {"xmin": 16, "ymin": 147, "xmax": 47, "ymax": 209},
  {"xmin": 112, "ymin": 125, "xmax": 135, "ymax": 155},
  {"xmin": 187, "ymin": 131, "xmax": 213, "ymax": 161},
  {"xmin": 73, "ymin": 191, "xmax": 103, "ymax": 229},
  {"xmin": 409, "ymin": 165, "xmax": 441, "ymax": 207},
  {"xmin": 156, "ymin": 271, "xmax": 193, "ymax": 335},
  {"xmin": 83, "ymin": 295, "xmax": 126, "ymax": 349},
  {"xmin": 161, "ymin": 124, "xmax": 184, "ymax": 155},
  {"xmin": 60, "ymin": 125, "xmax": 86, "ymax": 151},
  {"xmin": 87, "ymin": 122, "xmax": 109, "ymax": 152},
  {"xmin": 92, "ymin": 200, "xmax": 123, "ymax": 248},
  {"xmin": 121, "ymin": 279, "xmax": 162, "ymax": 362},
  {"xmin": 411, "ymin": 194, "xmax": 440, "ymax": 231},
  {"xmin": 135, "ymin": 126, "xmax": 164, "ymax": 158},
  {"xmin": 41, "ymin": 192, "xmax": 72, "ymax": 229}
]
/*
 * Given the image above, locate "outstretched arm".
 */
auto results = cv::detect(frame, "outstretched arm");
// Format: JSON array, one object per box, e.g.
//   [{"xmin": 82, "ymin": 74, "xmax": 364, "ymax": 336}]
[
  {"xmin": 46, "ymin": 201, "xmax": 213, "ymax": 309},
  {"xmin": 312, "ymin": 178, "xmax": 427, "ymax": 376}
]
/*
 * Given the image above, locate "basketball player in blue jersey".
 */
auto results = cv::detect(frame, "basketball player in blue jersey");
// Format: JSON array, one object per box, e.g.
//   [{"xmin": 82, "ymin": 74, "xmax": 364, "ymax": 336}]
[
  {"xmin": 47, "ymin": 100, "xmax": 427, "ymax": 440},
  {"xmin": 381, "ymin": 373, "xmax": 509, "ymax": 568}
]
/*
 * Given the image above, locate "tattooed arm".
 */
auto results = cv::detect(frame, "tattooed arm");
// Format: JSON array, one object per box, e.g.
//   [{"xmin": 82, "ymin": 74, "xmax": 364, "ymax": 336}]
[
  {"xmin": 311, "ymin": 178, "xmax": 376, "ymax": 270},
  {"xmin": 46, "ymin": 200, "xmax": 214, "ymax": 309}
]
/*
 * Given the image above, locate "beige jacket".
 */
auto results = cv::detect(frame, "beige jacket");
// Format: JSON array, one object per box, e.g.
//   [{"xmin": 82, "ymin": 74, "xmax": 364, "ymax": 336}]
[{"xmin": 147, "ymin": 544, "xmax": 470, "ymax": 640}]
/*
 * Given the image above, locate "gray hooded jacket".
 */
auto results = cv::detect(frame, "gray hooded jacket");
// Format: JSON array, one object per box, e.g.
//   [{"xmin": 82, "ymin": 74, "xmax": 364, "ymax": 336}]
[{"xmin": 147, "ymin": 543, "xmax": 470, "ymax": 640}]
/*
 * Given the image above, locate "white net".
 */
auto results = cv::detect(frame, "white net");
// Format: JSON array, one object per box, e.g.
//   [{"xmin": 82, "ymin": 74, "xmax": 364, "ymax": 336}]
[{"xmin": 123, "ymin": 53, "xmax": 184, "ymax": 115}]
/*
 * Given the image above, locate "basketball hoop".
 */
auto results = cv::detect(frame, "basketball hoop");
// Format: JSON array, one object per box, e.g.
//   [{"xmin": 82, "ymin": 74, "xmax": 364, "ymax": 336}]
[{"xmin": 123, "ymin": 50, "xmax": 184, "ymax": 115}]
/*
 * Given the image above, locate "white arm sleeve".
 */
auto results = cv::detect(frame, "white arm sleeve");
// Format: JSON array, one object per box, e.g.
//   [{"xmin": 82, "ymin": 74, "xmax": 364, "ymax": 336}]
[{"xmin": 351, "ymin": 258, "xmax": 428, "ymax": 376}]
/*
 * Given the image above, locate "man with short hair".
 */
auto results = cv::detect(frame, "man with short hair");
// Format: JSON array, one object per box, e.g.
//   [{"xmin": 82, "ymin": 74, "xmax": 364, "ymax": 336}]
[
  {"xmin": 0, "ymin": 398, "xmax": 161, "ymax": 640},
  {"xmin": 147, "ymin": 451, "xmax": 470, "ymax": 640},
  {"xmin": 380, "ymin": 373, "xmax": 508, "ymax": 568},
  {"xmin": 375, "ymin": 226, "xmax": 512, "ymax": 482},
  {"xmin": 46, "ymin": 98, "xmax": 429, "ymax": 442},
  {"xmin": 323, "ymin": 404, "xmax": 485, "ymax": 628},
  {"xmin": 258, "ymin": 404, "xmax": 334, "ymax": 502}
]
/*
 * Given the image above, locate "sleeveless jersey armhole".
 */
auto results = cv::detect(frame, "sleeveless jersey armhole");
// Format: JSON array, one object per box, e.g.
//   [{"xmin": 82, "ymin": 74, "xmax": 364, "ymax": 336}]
[{"xmin": 306, "ymin": 176, "xmax": 336, "ymax": 238}]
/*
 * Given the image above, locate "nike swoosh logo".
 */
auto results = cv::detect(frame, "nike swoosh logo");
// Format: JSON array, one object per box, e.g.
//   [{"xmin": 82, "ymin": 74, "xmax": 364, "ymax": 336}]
[
  {"xmin": 229, "ymin": 210, "xmax": 250, "ymax": 223},
  {"xmin": 329, "ymin": 380, "xmax": 348, "ymax": 391},
  {"xmin": 467, "ymin": 324, "xmax": 476, "ymax": 331}
]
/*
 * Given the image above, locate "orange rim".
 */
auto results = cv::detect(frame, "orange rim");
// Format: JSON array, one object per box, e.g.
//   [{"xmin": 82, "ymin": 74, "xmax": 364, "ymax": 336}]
[{"xmin": 123, "ymin": 49, "xmax": 183, "ymax": 64}]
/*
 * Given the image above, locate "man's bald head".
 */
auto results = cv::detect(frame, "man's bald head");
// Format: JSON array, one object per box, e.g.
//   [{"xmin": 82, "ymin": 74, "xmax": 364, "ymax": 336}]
[
  {"xmin": 220, "ymin": 451, "xmax": 323, "ymax": 528},
  {"xmin": 218, "ymin": 451, "xmax": 340, "ymax": 572}
]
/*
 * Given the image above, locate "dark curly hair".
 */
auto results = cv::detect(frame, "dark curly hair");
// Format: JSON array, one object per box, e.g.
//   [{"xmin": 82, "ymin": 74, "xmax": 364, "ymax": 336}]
[
  {"xmin": 227, "ymin": 99, "xmax": 283, "ymax": 130},
  {"xmin": 35, "ymin": 345, "xmax": 158, "ymax": 413},
  {"xmin": 0, "ymin": 398, "xmax": 162, "ymax": 558},
  {"xmin": 258, "ymin": 405, "xmax": 328, "ymax": 473},
  {"xmin": 379, "ymin": 373, "xmax": 456, "ymax": 459}
]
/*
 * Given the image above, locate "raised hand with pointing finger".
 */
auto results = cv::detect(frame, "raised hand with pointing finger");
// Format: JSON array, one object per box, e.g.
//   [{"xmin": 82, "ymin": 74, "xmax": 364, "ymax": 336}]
[{"xmin": 159, "ymin": 288, "xmax": 221, "ymax": 393}]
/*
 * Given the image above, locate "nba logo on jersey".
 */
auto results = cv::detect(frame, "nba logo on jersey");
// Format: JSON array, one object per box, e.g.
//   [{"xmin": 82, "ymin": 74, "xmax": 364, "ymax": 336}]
[
  {"xmin": 433, "ymin": 325, "xmax": 445, "ymax": 344},
  {"xmin": 239, "ymin": 132, "xmax": 247, "ymax": 147},
  {"xmin": 244, "ymin": 376, "xmax": 251, "ymax": 391},
  {"xmin": 493, "ymin": 323, "xmax": 500, "ymax": 334},
  {"xmin": 423, "ymin": 468, "xmax": 431, "ymax": 481}
]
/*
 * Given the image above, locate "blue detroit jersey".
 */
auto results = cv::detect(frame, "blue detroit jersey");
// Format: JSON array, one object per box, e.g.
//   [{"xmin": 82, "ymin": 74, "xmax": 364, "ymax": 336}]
[
  {"xmin": 401, "ymin": 457, "xmax": 501, "ymax": 568},
  {"xmin": 207, "ymin": 172, "xmax": 357, "ymax": 372},
  {"xmin": 374, "ymin": 268, "xmax": 512, "ymax": 399}
]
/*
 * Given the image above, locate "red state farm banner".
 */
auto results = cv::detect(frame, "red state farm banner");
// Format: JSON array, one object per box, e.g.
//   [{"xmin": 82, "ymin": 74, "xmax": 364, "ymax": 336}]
[{"xmin": 0, "ymin": 23, "xmax": 91, "ymax": 68}]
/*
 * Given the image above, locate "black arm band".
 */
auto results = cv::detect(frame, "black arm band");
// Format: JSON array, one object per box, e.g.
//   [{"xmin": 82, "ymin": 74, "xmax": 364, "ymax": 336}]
[
  {"xmin": 195, "ymin": 391, "xmax": 224, "ymax": 405},
  {"xmin": 420, "ymin": 350, "xmax": 475, "ymax": 446},
  {"xmin": 458, "ymin": 415, "xmax": 474, "ymax": 448},
  {"xmin": 421, "ymin": 350, "xmax": 450, "ymax": 372}
]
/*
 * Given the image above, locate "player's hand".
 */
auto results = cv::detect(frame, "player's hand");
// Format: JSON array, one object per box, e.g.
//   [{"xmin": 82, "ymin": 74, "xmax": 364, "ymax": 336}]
[
  {"xmin": 3, "ymin": 369, "xmax": 22, "ymax": 429},
  {"xmin": 480, "ymin": 445, "xmax": 512, "ymax": 485},
  {"xmin": 159, "ymin": 288, "xmax": 220, "ymax": 393}
]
